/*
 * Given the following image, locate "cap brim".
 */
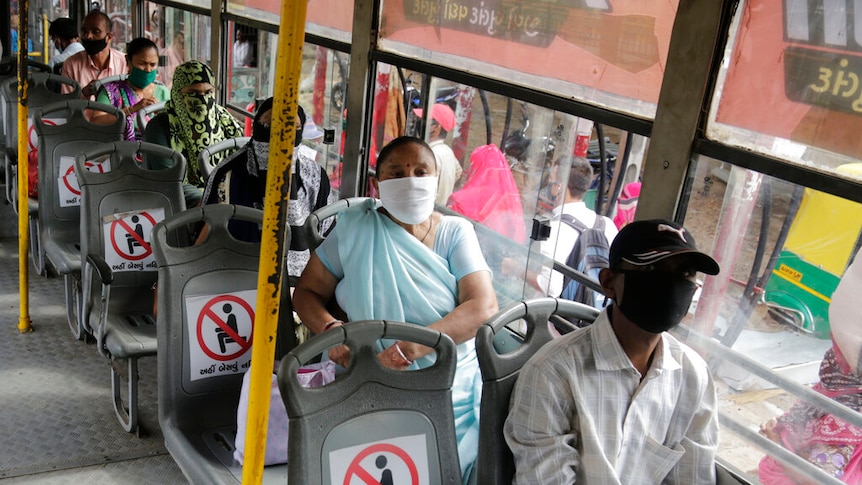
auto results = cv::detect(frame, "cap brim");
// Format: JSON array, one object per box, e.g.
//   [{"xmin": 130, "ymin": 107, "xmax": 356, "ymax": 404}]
[{"xmin": 623, "ymin": 248, "xmax": 720, "ymax": 275}]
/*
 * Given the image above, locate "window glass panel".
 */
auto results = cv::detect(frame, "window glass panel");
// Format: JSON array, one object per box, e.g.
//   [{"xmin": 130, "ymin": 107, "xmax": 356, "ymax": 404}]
[
  {"xmin": 366, "ymin": 68, "xmax": 650, "ymax": 308},
  {"xmin": 298, "ymin": 44, "xmax": 348, "ymax": 198},
  {"xmin": 225, "ymin": 38, "xmax": 347, "ymax": 196},
  {"xmin": 378, "ymin": 0, "xmax": 679, "ymax": 118},
  {"xmin": 709, "ymin": 0, "xmax": 862, "ymax": 185},
  {"xmin": 225, "ymin": 0, "xmax": 354, "ymax": 42},
  {"xmin": 105, "ymin": 0, "xmax": 133, "ymax": 48},
  {"xmin": 674, "ymin": 155, "xmax": 862, "ymax": 482},
  {"xmin": 144, "ymin": 2, "xmax": 211, "ymax": 87}
]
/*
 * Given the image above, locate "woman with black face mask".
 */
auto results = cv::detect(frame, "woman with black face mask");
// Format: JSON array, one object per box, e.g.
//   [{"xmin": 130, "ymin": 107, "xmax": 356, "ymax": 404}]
[
  {"xmin": 143, "ymin": 60, "xmax": 242, "ymax": 207},
  {"xmin": 90, "ymin": 38, "xmax": 169, "ymax": 141},
  {"xmin": 199, "ymin": 99, "xmax": 333, "ymax": 284}
]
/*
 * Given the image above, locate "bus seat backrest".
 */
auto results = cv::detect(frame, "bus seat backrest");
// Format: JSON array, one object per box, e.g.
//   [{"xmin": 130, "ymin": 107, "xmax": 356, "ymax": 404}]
[
  {"xmin": 1, "ymin": 73, "xmax": 80, "ymax": 207},
  {"xmin": 277, "ymin": 320, "xmax": 462, "ymax": 484},
  {"xmin": 198, "ymin": 137, "xmax": 250, "ymax": 181},
  {"xmin": 302, "ymin": 197, "xmax": 379, "ymax": 251},
  {"xmin": 76, "ymin": 141, "xmax": 186, "ymax": 432},
  {"xmin": 152, "ymin": 204, "xmax": 286, "ymax": 483},
  {"xmin": 90, "ymin": 74, "xmax": 128, "ymax": 96},
  {"xmin": 474, "ymin": 298, "xmax": 599, "ymax": 485},
  {"xmin": 35, "ymin": 100, "xmax": 124, "ymax": 275},
  {"xmin": 135, "ymin": 100, "xmax": 165, "ymax": 133}
]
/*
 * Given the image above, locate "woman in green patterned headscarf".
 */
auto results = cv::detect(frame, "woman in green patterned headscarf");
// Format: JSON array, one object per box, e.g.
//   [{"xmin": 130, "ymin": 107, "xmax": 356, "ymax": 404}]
[{"xmin": 144, "ymin": 60, "xmax": 242, "ymax": 206}]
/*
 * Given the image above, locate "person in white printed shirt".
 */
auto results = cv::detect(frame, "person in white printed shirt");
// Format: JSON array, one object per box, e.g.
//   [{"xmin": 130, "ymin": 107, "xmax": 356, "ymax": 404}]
[{"xmin": 504, "ymin": 219, "xmax": 721, "ymax": 484}]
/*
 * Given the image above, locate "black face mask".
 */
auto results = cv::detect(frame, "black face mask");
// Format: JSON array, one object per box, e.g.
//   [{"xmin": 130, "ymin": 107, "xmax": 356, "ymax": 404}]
[
  {"xmin": 81, "ymin": 37, "xmax": 107, "ymax": 56},
  {"xmin": 251, "ymin": 124, "xmax": 300, "ymax": 147},
  {"xmin": 252, "ymin": 120, "xmax": 270, "ymax": 143},
  {"xmin": 616, "ymin": 271, "xmax": 698, "ymax": 334}
]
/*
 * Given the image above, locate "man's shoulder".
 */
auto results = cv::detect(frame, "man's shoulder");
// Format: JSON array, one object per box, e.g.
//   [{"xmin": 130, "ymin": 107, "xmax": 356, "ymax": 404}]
[
  {"xmin": 663, "ymin": 332, "xmax": 711, "ymax": 374},
  {"xmin": 523, "ymin": 325, "xmax": 596, "ymax": 372},
  {"xmin": 108, "ymin": 48, "xmax": 128, "ymax": 68},
  {"xmin": 430, "ymin": 140, "xmax": 456, "ymax": 157},
  {"xmin": 63, "ymin": 49, "xmax": 89, "ymax": 67}
]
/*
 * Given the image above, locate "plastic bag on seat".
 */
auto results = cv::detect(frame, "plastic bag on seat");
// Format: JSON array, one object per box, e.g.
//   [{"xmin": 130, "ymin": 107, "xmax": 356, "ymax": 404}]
[{"xmin": 234, "ymin": 360, "xmax": 336, "ymax": 465}]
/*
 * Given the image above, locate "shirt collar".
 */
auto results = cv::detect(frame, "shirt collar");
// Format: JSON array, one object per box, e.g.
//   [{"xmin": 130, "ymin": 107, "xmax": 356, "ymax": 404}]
[{"xmin": 591, "ymin": 308, "xmax": 683, "ymax": 376}]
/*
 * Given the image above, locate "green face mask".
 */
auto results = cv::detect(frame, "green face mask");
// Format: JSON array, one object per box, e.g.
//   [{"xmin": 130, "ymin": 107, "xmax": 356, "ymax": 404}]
[{"xmin": 128, "ymin": 67, "xmax": 157, "ymax": 89}]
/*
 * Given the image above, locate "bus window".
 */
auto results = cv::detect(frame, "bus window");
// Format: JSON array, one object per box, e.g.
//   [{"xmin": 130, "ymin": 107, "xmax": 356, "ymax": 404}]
[
  {"xmin": 297, "ymin": 43, "xmax": 347, "ymax": 199},
  {"xmin": 144, "ymin": 2, "xmax": 210, "ymax": 88},
  {"xmin": 674, "ymin": 154, "xmax": 862, "ymax": 482}
]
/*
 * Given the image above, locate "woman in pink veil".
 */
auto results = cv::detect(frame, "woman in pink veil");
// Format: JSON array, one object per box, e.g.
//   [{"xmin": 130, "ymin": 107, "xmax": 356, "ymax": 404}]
[
  {"xmin": 448, "ymin": 144, "xmax": 526, "ymax": 243},
  {"xmin": 759, "ymin": 250, "xmax": 862, "ymax": 484}
]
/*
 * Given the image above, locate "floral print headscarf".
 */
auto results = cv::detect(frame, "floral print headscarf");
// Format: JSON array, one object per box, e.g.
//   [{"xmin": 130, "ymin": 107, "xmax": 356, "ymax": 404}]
[{"xmin": 165, "ymin": 60, "xmax": 242, "ymax": 186}]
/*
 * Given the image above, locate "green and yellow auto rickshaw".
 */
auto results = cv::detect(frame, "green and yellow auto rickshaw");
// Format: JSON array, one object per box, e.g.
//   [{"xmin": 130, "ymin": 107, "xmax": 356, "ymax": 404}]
[{"xmin": 765, "ymin": 163, "xmax": 862, "ymax": 338}]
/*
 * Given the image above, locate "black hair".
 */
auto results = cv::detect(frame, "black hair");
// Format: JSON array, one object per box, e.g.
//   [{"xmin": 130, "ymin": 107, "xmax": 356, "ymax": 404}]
[
  {"xmin": 375, "ymin": 136, "xmax": 435, "ymax": 177},
  {"xmin": 86, "ymin": 9, "xmax": 113, "ymax": 33},
  {"xmin": 49, "ymin": 18, "xmax": 78, "ymax": 41},
  {"xmin": 126, "ymin": 37, "xmax": 158, "ymax": 60},
  {"xmin": 555, "ymin": 156, "xmax": 594, "ymax": 198}
]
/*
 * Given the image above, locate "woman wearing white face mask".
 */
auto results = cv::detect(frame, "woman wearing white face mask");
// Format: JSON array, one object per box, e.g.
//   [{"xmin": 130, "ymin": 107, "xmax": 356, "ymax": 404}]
[{"xmin": 294, "ymin": 136, "xmax": 499, "ymax": 484}]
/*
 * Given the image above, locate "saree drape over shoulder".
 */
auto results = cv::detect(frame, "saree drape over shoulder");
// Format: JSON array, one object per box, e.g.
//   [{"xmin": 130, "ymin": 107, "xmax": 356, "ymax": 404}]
[{"xmin": 318, "ymin": 199, "xmax": 487, "ymax": 482}]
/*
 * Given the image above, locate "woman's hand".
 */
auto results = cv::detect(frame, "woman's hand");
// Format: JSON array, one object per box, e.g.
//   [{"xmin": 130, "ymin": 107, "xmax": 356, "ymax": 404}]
[
  {"xmin": 129, "ymin": 96, "xmax": 158, "ymax": 116},
  {"xmin": 760, "ymin": 418, "xmax": 780, "ymax": 443},
  {"xmin": 376, "ymin": 342, "xmax": 414, "ymax": 370},
  {"xmin": 328, "ymin": 344, "xmax": 351, "ymax": 368}
]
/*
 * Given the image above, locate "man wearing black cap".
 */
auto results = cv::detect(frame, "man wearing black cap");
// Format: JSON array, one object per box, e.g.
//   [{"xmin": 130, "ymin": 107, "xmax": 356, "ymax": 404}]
[
  {"xmin": 48, "ymin": 18, "xmax": 84, "ymax": 72},
  {"xmin": 504, "ymin": 219, "xmax": 720, "ymax": 484}
]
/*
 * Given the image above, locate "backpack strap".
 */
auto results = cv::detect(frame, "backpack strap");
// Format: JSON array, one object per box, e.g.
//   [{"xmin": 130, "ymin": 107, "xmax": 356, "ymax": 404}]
[
  {"xmin": 592, "ymin": 215, "xmax": 606, "ymax": 232},
  {"xmin": 560, "ymin": 214, "xmax": 588, "ymax": 234}
]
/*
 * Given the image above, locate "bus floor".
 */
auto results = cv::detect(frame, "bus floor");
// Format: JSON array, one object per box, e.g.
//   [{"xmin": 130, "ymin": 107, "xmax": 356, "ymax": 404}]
[{"xmin": 0, "ymin": 202, "xmax": 186, "ymax": 483}]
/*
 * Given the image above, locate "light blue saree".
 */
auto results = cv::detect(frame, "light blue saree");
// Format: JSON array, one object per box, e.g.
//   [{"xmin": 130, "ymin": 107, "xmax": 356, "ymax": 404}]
[{"xmin": 326, "ymin": 199, "xmax": 482, "ymax": 482}]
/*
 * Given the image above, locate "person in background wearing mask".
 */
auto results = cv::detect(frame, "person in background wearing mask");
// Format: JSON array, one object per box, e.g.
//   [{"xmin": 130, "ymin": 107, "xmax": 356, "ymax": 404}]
[
  {"xmin": 201, "ymin": 99, "xmax": 333, "ymax": 283},
  {"xmin": 143, "ymin": 60, "xmax": 242, "ymax": 207},
  {"xmin": 414, "ymin": 103, "xmax": 462, "ymax": 205},
  {"xmin": 294, "ymin": 136, "xmax": 499, "ymax": 484},
  {"xmin": 505, "ymin": 219, "xmax": 721, "ymax": 484},
  {"xmin": 90, "ymin": 38, "xmax": 168, "ymax": 140},
  {"xmin": 61, "ymin": 10, "xmax": 127, "ymax": 99},
  {"xmin": 47, "ymin": 17, "xmax": 84, "ymax": 72}
]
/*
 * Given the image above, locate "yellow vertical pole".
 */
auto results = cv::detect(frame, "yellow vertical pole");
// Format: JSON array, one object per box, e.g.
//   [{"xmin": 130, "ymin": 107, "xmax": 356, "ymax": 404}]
[
  {"xmin": 241, "ymin": 0, "xmax": 306, "ymax": 483},
  {"xmin": 17, "ymin": 0, "xmax": 33, "ymax": 334}
]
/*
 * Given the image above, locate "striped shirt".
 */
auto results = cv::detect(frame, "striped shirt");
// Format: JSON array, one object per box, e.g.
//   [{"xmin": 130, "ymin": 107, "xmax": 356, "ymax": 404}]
[{"xmin": 504, "ymin": 309, "xmax": 718, "ymax": 484}]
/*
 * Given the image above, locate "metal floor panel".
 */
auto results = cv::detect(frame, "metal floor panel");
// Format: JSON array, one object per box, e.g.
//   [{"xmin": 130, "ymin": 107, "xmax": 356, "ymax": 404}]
[
  {"xmin": 0, "ymin": 455, "xmax": 183, "ymax": 484},
  {"xmin": 0, "ymin": 203, "xmax": 186, "ymax": 483}
]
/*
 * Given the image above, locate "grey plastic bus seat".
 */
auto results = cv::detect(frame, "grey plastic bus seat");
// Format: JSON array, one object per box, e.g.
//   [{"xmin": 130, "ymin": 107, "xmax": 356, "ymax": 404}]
[
  {"xmin": 277, "ymin": 320, "xmax": 462, "ymax": 484},
  {"xmin": 198, "ymin": 137, "xmax": 250, "ymax": 180},
  {"xmin": 135, "ymin": 100, "xmax": 165, "ymax": 133},
  {"xmin": 89, "ymin": 74, "xmax": 128, "ymax": 96},
  {"xmin": 302, "ymin": 197, "xmax": 379, "ymax": 250},
  {"xmin": 77, "ymin": 141, "xmax": 186, "ymax": 433},
  {"xmin": 2, "ymin": 73, "xmax": 80, "ymax": 210},
  {"xmin": 34, "ymin": 100, "xmax": 125, "ymax": 339},
  {"xmin": 152, "ymin": 204, "xmax": 288, "ymax": 484},
  {"xmin": 474, "ymin": 298, "xmax": 599, "ymax": 485},
  {"xmin": 0, "ymin": 58, "xmax": 51, "ymax": 181}
]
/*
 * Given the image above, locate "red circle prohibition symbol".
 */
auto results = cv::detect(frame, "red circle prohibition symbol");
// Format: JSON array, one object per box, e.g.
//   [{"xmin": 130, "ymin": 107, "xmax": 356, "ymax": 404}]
[
  {"xmin": 62, "ymin": 164, "xmax": 80, "ymax": 195},
  {"xmin": 343, "ymin": 443, "xmax": 420, "ymax": 485},
  {"xmin": 63, "ymin": 162, "xmax": 104, "ymax": 196},
  {"xmin": 109, "ymin": 211, "xmax": 156, "ymax": 260},
  {"xmin": 29, "ymin": 118, "xmax": 57, "ymax": 151},
  {"xmin": 196, "ymin": 294, "xmax": 254, "ymax": 361}
]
